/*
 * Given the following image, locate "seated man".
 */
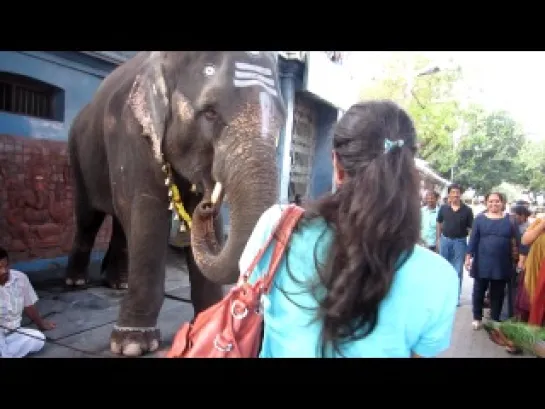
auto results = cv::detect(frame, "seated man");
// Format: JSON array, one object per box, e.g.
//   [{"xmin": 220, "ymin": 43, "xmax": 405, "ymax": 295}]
[{"xmin": 0, "ymin": 246, "xmax": 56, "ymax": 358}]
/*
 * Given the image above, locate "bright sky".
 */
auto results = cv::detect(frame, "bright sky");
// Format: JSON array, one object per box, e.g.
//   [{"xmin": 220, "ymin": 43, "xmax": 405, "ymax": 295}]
[{"xmin": 345, "ymin": 51, "xmax": 545, "ymax": 141}]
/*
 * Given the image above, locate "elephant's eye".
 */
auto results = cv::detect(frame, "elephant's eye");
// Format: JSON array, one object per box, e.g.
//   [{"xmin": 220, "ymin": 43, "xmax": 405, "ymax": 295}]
[{"xmin": 203, "ymin": 107, "xmax": 218, "ymax": 121}]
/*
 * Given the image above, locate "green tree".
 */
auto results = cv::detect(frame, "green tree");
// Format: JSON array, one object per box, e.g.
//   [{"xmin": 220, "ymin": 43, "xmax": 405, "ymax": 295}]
[
  {"xmin": 359, "ymin": 54, "xmax": 464, "ymax": 176},
  {"xmin": 515, "ymin": 139, "xmax": 545, "ymax": 191},
  {"xmin": 454, "ymin": 109, "xmax": 526, "ymax": 193}
]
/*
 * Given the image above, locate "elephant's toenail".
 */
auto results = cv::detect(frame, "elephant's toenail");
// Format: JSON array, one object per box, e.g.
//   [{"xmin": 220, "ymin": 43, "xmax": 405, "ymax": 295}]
[
  {"xmin": 65, "ymin": 278, "xmax": 74, "ymax": 285},
  {"xmin": 110, "ymin": 341, "xmax": 122, "ymax": 354},
  {"xmin": 149, "ymin": 339, "xmax": 159, "ymax": 352},
  {"xmin": 123, "ymin": 343, "xmax": 142, "ymax": 357}
]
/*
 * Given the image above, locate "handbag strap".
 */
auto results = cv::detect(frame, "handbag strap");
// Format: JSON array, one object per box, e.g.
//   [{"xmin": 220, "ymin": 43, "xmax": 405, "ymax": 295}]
[{"xmin": 241, "ymin": 204, "xmax": 305, "ymax": 293}]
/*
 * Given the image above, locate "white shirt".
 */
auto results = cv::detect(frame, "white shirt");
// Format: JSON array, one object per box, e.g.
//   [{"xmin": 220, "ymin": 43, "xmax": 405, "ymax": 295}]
[{"xmin": 0, "ymin": 270, "xmax": 38, "ymax": 331}]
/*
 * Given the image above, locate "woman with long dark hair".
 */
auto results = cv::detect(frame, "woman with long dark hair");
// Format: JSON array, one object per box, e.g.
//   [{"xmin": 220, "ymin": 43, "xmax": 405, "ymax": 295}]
[{"xmin": 239, "ymin": 100, "xmax": 459, "ymax": 357}]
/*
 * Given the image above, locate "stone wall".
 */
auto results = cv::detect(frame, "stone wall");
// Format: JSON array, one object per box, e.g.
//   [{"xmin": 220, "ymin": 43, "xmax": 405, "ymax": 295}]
[{"xmin": 0, "ymin": 134, "xmax": 111, "ymax": 263}]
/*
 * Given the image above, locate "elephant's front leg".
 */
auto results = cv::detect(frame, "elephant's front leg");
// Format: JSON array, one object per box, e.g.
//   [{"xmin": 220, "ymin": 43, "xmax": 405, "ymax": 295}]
[{"xmin": 110, "ymin": 196, "xmax": 169, "ymax": 357}]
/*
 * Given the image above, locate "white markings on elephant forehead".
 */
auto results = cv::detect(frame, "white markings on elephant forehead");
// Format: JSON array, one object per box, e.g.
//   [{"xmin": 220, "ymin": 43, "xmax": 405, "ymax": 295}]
[
  {"xmin": 235, "ymin": 70, "xmax": 274, "ymax": 87},
  {"xmin": 235, "ymin": 62, "xmax": 271, "ymax": 76},
  {"xmin": 203, "ymin": 64, "xmax": 216, "ymax": 76},
  {"xmin": 233, "ymin": 62, "xmax": 277, "ymax": 97}
]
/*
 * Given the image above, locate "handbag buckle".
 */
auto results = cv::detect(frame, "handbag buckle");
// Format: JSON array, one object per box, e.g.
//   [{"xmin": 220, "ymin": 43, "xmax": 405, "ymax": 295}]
[
  {"xmin": 213, "ymin": 334, "xmax": 233, "ymax": 352},
  {"xmin": 230, "ymin": 300, "xmax": 249, "ymax": 320}
]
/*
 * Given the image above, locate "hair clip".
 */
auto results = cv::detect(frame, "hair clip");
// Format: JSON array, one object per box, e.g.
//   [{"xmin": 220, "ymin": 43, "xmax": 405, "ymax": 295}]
[{"xmin": 384, "ymin": 138, "xmax": 404, "ymax": 153}]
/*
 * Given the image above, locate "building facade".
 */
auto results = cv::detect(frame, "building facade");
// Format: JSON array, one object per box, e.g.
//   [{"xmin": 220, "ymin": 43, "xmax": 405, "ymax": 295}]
[
  {"xmin": 0, "ymin": 51, "xmax": 357, "ymax": 275},
  {"xmin": 276, "ymin": 51, "xmax": 358, "ymax": 204},
  {"xmin": 0, "ymin": 51, "xmax": 137, "ymax": 273}
]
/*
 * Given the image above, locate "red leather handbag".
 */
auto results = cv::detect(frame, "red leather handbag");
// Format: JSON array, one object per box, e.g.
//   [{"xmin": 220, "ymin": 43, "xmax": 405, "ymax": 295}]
[{"xmin": 166, "ymin": 204, "xmax": 304, "ymax": 358}]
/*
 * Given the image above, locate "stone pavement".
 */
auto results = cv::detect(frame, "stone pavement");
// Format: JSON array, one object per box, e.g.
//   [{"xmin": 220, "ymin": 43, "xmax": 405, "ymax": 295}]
[
  {"xmin": 438, "ymin": 269, "xmax": 531, "ymax": 358},
  {"xmin": 27, "ymin": 247, "xmax": 198, "ymax": 358},
  {"xmin": 24, "ymin": 249, "xmax": 531, "ymax": 358}
]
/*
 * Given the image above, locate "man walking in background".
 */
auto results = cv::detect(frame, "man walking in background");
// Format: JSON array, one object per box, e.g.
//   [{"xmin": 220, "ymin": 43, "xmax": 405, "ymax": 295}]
[
  {"xmin": 437, "ymin": 184, "xmax": 474, "ymax": 305},
  {"xmin": 421, "ymin": 190, "xmax": 440, "ymax": 252}
]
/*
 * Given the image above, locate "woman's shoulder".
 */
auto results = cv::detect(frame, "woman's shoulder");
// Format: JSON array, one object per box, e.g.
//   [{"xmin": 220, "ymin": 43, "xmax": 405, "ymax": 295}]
[
  {"xmin": 399, "ymin": 246, "xmax": 459, "ymax": 291},
  {"xmin": 240, "ymin": 203, "xmax": 330, "ymax": 283},
  {"xmin": 256, "ymin": 203, "xmax": 328, "ymax": 236},
  {"xmin": 244, "ymin": 204, "xmax": 329, "ymax": 258}
]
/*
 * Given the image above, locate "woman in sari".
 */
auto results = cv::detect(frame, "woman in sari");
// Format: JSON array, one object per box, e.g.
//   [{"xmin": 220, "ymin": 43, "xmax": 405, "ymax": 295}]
[{"xmin": 519, "ymin": 218, "xmax": 545, "ymax": 325}]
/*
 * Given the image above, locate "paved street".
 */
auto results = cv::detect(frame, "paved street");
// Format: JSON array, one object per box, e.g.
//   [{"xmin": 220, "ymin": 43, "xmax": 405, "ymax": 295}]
[
  {"xmin": 27, "ymin": 247, "xmax": 197, "ymax": 358},
  {"xmin": 24, "ymin": 249, "xmax": 530, "ymax": 358},
  {"xmin": 439, "ymin": 269, "xmax": 531, "ymax": 358}
]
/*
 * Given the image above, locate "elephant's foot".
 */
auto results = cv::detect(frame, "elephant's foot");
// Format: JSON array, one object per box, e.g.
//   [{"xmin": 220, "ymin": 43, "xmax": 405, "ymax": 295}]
[
  {"xmin": 110, "ymin": 326, "xmax": 160, "ymax": 357},
  {"xmin": 65, "ymin": 271, "xmax": 88, "ymax": 289},
  {"xmin": 103, "ymin": 270, "xmax": 129, "ymax": 290}
]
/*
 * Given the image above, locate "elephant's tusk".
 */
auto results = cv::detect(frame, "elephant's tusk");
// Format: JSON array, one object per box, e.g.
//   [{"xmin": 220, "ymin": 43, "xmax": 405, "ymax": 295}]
[{"xmin": 211, "ymin": 182, "xmax": 223, "ymax": 205}]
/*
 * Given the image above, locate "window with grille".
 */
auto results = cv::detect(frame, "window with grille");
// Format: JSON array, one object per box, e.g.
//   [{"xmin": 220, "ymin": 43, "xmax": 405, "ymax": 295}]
[
  {"xmin": 0, "ymin": 72, "xmax": 64, "ymax": 121},
  {"xmin": 289, "ymin": 94, "xmax": 316, "ymax": 202}
]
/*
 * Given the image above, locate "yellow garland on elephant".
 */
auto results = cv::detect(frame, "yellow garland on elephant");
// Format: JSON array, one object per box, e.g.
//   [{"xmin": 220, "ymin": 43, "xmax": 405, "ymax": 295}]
[
  {"xmin": 162, "ymin": 161, "xmax": 192, "ymax": 231},
  {"xmin": 169, "ymin": 184, "xmax": 192, "ymax": 229}
]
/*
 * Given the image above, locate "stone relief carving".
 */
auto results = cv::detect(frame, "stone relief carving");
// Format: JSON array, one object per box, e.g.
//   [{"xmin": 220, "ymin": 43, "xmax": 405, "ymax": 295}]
[{"xmin": 0, "ymin": 135, "xmax": 110, "ymax": 262}]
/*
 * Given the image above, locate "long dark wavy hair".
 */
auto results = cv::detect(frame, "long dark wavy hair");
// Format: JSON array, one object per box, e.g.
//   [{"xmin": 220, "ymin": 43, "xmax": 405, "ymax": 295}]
[{"xmin": 281, "ymin": 100, "xmax": 421, "ymax": 356}]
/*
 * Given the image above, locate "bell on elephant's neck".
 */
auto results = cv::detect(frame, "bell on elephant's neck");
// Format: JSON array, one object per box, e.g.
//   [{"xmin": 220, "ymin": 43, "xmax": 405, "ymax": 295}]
[{"xmin": 179, "ymin": 222, "xmax": 187, "ymax": 232}]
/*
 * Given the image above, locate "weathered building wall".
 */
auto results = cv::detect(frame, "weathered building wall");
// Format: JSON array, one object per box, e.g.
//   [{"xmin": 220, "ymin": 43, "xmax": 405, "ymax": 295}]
[
  {"xmin": 276, "ymin": 54, "xmax": 342, "ymax": 204},
  {"xmin": 0, "ymin": 135, "xmax": 112, "ymax": 265},
  {"xmin": 0, "ymin": 51, "xmax": 120, "ymax": 272}
]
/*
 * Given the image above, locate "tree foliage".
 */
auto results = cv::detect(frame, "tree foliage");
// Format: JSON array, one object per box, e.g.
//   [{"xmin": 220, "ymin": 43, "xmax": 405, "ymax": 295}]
[
  {"xmin": 359, "ymin": 54, "xmax": 464, "ymax": 175},
  {"xmin": 358, "ymin": 53, "xmax": 544, "ymax": 196},
  {"xmin": 514, "ymin": 139, "xmax": 545, "ymax": 192},
  {"xmin": 454, "ymin": 109, "xmax": 526, "ymax": 193}
]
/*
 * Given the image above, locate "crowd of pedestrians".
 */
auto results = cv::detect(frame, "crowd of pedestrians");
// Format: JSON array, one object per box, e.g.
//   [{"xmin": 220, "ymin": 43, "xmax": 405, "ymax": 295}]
[{"xmin": 421, "ymin": 184, "xmax": 545, "ymax": 356}]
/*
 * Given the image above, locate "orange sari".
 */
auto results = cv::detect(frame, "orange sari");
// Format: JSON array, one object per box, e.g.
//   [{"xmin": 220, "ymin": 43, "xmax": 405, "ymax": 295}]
[{"xmin": 522, "ymin": 218, "xmax": 545, "ymax": 325}]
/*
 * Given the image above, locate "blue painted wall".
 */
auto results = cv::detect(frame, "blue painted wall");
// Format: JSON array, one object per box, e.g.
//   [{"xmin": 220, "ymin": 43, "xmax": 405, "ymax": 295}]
[
  {"xmin": 275, "ymin": 56, "xmax": 339, "ymax": 204},
  {"xmin": 0, "ymin": 51, "xmax": 117, "ymax": 275},
  {"xmin": 310, "ymin": 102, "xmax": 338, "ymax": 199},
  {"xmin": 276, "ymin": 58, "xmax": 306, "ymax": 204},
  {"xmin": 0, "ymin": 51, "xmax": 115, "ymax": 142}
]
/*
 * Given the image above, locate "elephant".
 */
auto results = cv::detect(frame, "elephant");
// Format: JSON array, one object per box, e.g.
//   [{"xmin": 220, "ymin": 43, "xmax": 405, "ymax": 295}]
[{"xmin": 64, "ymin": 51, "xmax": 286, "ymax": 356}]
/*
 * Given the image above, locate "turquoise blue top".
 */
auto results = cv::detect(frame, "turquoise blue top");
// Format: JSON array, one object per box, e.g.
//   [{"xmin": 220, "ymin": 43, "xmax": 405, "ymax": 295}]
[
  {"xmin": 239, "ymin": 204, "xmax": 459, "ymax": 358},
  {"xmin": 421, "ymin": 205, "xmax": 439, "ymax": 247}
]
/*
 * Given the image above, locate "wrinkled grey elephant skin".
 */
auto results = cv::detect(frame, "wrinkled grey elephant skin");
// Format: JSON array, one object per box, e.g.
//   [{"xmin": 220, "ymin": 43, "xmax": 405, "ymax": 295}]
[{"xmin": 65, "ymin": 52, "xmax": 286, "ymax": 357}]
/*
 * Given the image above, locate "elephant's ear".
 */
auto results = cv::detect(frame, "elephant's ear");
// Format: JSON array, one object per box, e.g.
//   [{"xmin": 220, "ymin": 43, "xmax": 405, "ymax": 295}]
[{"xmin": 128, "ymin": 51, "xmax": 170, "ymax": 163}]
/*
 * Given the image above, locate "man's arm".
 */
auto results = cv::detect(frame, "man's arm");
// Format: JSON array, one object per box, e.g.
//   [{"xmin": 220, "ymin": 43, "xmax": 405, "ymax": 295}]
[
  {"xmin": 19, "ymin": 272, "xmax": 55, "ymax": 331},
  {"xmin": 436, "ymin": 206, "xmax": 443, "ymax": 247},
  {"xmin": 466, "ymin": 207, "xmax": 474, "ymax": 235},
  {"xmin": 23, "ymin": 305, "xmax": 54, "ymax": 331}
]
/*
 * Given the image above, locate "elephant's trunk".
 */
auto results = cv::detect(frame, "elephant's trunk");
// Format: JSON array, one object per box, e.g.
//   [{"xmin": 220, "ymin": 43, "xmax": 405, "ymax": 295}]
[{"xmin": 190, "ymin": 107, "xmax": 280, "ymax": 285}]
